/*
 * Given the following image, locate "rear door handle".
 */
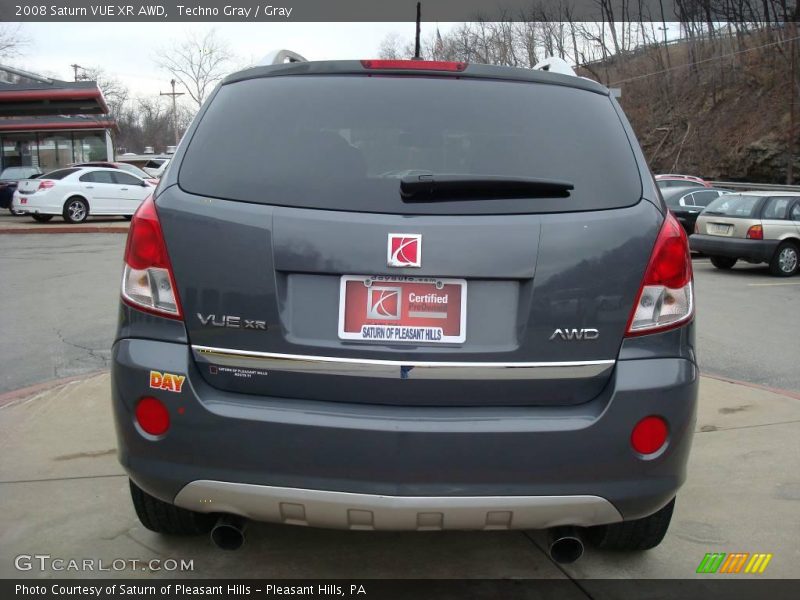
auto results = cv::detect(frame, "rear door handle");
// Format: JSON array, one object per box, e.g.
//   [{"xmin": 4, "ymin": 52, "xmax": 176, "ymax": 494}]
[
  {"xmin": 85, "ymin": 186, "xmax": 94, "ymax": 189},
  {"xmin": 120, "ymin": 187, "xmax": 128, "ymax": 191}
]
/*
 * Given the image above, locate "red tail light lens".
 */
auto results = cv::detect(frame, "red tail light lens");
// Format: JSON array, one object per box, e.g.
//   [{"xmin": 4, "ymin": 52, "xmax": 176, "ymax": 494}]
[
  {"xmin": 135, "ymin": 396, "xmax": 170, "ymax": 436},
  {"xmin": 746, "ymin": 224, "xmax": 763, "ymax": 240},
  {"xmin": 121, "ymin": 196, "xmax": 182, "ymax": 319},
  {"xmin": 37, "ymin": 180, "xmax": 55, "ymax": 191},
  {"xmin": 626, "ymin": 213, "xmax": 694, "ymax": 336},
  {"xmin": 631, "ymin": 416, "xmax": 668, "ymax": 456},
  {"xmin": 360, "ymin": 59, "xmax": 467, "ymax": 72}
]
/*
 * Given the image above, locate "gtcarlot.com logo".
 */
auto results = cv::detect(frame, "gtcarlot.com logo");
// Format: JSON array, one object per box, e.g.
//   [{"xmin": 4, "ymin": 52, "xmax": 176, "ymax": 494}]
[
  {"xmin": 696, "ymin": 552, "xmax": 773, "ymax": 574},
  {"xmin": 14, "ymin": 554, "xmax": 194, "ymax": 572}
]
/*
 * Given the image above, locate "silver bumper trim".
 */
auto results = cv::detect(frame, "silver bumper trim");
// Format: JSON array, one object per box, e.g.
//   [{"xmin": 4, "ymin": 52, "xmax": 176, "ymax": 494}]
[
  {"xmin": 191, "ymin": 345, "xmax": 615, "ymax": 381},
  {"xmin": 174, "ymin": 480, "xmax": 623, "ymax": 530}
]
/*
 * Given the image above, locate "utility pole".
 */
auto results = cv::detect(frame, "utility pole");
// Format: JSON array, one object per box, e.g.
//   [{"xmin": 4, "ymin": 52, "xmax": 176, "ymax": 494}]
[
  {"xmin": 70, "ymin": 63, "xmax": 84, "ymax": 81},
  {"xmin": 160, "ymin": 79, "xmax": 184, "ymax": 146}
]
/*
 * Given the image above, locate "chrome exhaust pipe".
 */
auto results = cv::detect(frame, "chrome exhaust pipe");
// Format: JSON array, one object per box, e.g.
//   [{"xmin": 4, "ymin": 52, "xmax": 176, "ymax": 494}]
[
  {"xmin": 211, "ymin": 514, "xmax": 248, "ymax": 551},
  {"xmin": 547, "ymin": 526, "xmax": 584, "ymax": 564}
]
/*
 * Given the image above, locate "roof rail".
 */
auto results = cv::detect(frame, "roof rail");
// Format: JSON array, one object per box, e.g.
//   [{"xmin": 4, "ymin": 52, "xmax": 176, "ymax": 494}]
[{"xmin": 258, "ymin": 49, "xmax": 308, "ymax": 66}]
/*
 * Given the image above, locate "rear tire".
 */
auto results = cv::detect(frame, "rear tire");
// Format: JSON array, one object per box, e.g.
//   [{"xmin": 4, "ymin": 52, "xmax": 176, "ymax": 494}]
[
  {"xmin": 62, "ymin": 197, "xmax": 89, "ymax": 223},
  {"xmin": 31, "ymin": 214, "xmax": 53, "ymax": 223},
  {"xmin": 769, "ymin": 242, "xmax": 799, "ymax": 277},
  {"xmin": 129, "ymin": 479, "xmax": 215, "ymax": 535},
  {"xmin": 709, "ymin": 256, "xmax": 737, "ymax": 270},
  {"xmin": 586, "ymin": 498, "xmax": 675, "ymax": 551}
]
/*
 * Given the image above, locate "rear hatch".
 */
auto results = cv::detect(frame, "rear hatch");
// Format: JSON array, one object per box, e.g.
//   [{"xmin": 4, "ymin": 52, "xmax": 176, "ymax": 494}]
[{"xmin": 157, "ymin": 63, "xmax": 661, "ymax": 407}]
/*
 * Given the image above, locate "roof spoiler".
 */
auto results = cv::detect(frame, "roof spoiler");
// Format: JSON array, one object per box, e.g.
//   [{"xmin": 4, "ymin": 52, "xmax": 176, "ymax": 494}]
[{"xmin": 258, "ymin": 49, "xmax": 308, "ymax": 66}]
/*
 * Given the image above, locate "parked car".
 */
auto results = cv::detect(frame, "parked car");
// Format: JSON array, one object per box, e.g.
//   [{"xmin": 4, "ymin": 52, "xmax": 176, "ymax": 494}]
[
  {"xmin": 142, "ymin": 158, "xmax": 169, "ymax": 177},
  {"xmin": 147, "ymin": 158, "xmax": 170, "ymax": 179},
  {"xmin": 72, "ymin": 161, "xmax": 159, "ymax": 185},
  {"xmin": 0, "ymin": 166, "xmax": 43, "ymax": 212},
  {"xmin": 691, "ymin": 192, "xmax": 800, "ymax": 276},
  {"xmin": 12, "ymin": 166, "xmax": 153, "ymax": 223},
  {"xmin": 661, "ymin": 186, "xmax": 731, "ymax": 236},
  {"xmin": 655, "ymin": 174, "xmax": 712, "ymax": 189},
  {"xmin": 113, "ymin": 57, "xmax": 697, "ymax": 559}
]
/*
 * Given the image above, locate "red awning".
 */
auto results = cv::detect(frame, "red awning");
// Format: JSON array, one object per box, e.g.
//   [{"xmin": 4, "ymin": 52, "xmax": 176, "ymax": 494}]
[{"xmin": 0, "ymin": 87, "xmax": 109, "ymax": 117}]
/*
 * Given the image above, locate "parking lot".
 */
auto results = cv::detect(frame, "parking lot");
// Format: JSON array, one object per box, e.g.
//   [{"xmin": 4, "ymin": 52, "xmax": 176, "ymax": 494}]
[{"xmin": 1, "ymin": 230, "xmax": 799, "ymax": 581}]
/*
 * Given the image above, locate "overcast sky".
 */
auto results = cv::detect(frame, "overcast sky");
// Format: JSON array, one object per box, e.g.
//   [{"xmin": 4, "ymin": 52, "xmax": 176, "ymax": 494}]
[{"xmin": 8, "ymin": 22, "xmax": 446, "ymax": 98}]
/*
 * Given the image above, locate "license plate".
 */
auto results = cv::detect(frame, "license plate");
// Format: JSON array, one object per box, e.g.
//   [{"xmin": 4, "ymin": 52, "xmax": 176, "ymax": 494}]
[
  {"xmin": 338, "ymin": 275, "xmax": 466, "ymax": 344},
  {"xmin": 708, "ymin": 223, "xmax": 733, "ymax": 236}
]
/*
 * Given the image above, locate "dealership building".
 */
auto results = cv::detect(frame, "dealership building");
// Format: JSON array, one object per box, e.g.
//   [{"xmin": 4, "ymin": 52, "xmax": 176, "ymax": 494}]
[{"xmin": 0, "ymin": 65, "xmax": 115, "ymax": 172}]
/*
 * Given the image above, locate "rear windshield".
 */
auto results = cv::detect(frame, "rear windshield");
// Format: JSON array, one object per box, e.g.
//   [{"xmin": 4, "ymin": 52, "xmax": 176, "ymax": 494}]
[
  {"xmin": 704, "ymin": 194, "xmax": 761, "ymax": 218},
  {"xmin": 179, "ymin": 75, "xmax": 642, "ymax": 215},
  {"xmin": 42, "ymin": 168, "xmax": 79, "ymax": 180}
]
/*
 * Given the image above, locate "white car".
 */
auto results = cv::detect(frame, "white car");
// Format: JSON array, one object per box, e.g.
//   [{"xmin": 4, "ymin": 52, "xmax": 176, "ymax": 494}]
[{"xmin": 12, "ymin": 167, "xmax": 154, "ymax": 223}]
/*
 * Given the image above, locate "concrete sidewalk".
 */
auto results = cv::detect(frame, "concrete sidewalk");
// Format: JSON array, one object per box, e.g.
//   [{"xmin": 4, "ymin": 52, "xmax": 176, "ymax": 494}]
[
  {"xmin": 0, "ymin": 373, "xmax": 798, "ymax": 579},
  {"xmin": 0, "ymin": 212, "xmax": 129, "ymax": 234}
]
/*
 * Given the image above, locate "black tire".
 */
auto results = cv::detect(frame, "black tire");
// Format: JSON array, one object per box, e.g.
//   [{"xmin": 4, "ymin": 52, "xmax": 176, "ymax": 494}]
[
  {"xmin": 709, "ymin": 256, "xmax": 737, "ymax": 270},
  {"xmin": 31, "ymin": 214, "xmax": 53, "ymax": 223},
  {"xmin": 769, "ymin": 241, "xmax": 799, "ymax": 277},
  {"xmin": 129, "ymin": 479, "xmax": 215, "ymax": 535},
  {"xmin": 586, "ymin": 498, "xmax": 675, "ymax": 551},
  {"xmin": 62, "ymin": 196, "xmax": 89, "ymax": 223}
]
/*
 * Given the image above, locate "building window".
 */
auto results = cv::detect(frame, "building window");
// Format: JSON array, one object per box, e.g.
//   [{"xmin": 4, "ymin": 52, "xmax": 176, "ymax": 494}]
[
  {"xmin": 1, "ymin": 133, "xmax": 39, "ymax": 168},
  {"xmin": 73, "ymin": 131, "xmax": 108, "ymax": 163},
  {"xmin": 37, "ymin": 133, "xmax": 74, "ymax": 171}
]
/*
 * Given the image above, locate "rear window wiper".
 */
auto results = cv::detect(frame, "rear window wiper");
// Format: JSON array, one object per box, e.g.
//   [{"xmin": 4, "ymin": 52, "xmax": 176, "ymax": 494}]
[{"xmin": 399, "ymin": 174, "xmax": 574, "ymax": 202}]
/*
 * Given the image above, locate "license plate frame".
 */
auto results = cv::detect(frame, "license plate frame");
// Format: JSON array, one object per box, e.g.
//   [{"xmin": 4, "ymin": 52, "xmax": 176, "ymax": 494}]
[
  {"xmin": 708, "ymin": 223, "xmax": 733, "ymax": 236},
  {"xmin": 337, "ymin": 275, "xmax": 467, "ymax": 344}
]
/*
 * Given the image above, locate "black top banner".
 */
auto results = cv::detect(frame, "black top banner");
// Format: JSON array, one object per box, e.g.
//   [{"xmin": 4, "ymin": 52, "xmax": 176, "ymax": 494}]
[{"xmin": 0, "ymin": 0, "xmax": 798, "ymax": 22}]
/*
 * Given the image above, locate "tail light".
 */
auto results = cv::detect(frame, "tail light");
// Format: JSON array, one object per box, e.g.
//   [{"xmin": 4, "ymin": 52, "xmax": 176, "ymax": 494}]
[
  {"xmin": 626, "ymin": 212, "xmax": 694, "ymax": 336},
  {"xmin": 746, "ymin": 224, "xmax": 763, "ymax": 240},
  {"xmin": 121, "ymin": 195, "xmax": 182, "ymax": 319},
  {"xmin": 37, "ymin": 180, "xmax": 54, "ymax": 191},
  {"xmin": 360, "ymin": 59, "xmax": 467, "ymax": 72}
]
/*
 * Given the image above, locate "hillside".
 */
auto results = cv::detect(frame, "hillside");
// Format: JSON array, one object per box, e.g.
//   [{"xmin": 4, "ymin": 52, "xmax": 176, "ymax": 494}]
[{"xmin": 578, "ymin": 28, "xmax": 799, "ymax": 183}]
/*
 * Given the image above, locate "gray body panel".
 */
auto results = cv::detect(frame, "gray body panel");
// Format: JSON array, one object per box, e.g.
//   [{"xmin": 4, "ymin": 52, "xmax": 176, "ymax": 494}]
[
  {"xmin": 112, "ymin": 333, "xmax": 697, "ymax": 523},
  {"xmin": 154, "ymin": 189, "xmax": 662, "ymax": 406}
]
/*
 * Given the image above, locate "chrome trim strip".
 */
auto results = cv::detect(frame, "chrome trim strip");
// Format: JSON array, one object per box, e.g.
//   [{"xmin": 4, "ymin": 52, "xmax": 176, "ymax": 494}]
[
  {"xmin": 174, "ymin": 480, "xmax": 623, "ymax": 530},
  {"xmin": 191, "ymin": 345, "xmax": 615, "ymax": 380}
]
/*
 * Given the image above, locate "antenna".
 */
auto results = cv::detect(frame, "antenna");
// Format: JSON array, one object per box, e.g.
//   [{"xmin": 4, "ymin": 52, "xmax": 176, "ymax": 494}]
[{"xmin": 413, "ymin": 2, "xmax": 422, "ymax": 60}]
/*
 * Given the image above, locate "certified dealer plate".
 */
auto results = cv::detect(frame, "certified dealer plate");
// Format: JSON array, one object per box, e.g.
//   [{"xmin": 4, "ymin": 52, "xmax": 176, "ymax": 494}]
[{"xmin": 338, "ymin": 275, "xmax": 467, "ymax": 344}]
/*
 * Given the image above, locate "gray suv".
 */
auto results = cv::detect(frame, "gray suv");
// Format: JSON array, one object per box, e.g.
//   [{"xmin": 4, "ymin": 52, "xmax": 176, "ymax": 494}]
[{"xmin": 112, "ymin": 58, "xmax": 697, "ymax": 559}]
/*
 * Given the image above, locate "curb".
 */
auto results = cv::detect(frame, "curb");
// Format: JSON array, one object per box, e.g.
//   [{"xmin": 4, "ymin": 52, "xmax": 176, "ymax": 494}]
[
  {"xmin": 703, "ymin": 372, "xmax": 800, "ymax": 401},
  {"xmin": 0, "ymin": 370, "xmax": 108, "ymax": 408},
  {"xmin": 0, "ymin": 226, "xmax": 129, "ymax": 234}
]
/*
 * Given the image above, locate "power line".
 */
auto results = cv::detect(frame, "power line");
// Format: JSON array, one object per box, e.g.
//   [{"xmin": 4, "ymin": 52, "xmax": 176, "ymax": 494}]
[{"xmin": 608, "ymin": 33, "xmax": 800, "ymax": 86}]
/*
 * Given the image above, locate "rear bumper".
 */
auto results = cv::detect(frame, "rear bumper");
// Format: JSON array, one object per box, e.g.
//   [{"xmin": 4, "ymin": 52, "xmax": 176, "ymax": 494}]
[
  {"xmin": 112, "ymin": 338, "xmax": 698, "ymax": 529},
  {"xmin": 689, "ymin": 234, "xmax": 778, "ymax": 262},
  {"xmin": 175, "ymin": 481, "xmax": 621, "ymax": 530}
]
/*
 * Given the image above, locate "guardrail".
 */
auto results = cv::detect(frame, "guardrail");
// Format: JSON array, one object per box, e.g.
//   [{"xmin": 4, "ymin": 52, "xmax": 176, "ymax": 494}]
[{"xmin": 710, "ymin": 181, "xmax": 800, "ymax": 192}]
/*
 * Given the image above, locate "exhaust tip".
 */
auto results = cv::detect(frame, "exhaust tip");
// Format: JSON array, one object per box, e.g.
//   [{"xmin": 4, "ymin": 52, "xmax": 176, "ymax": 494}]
[
  {"xmin": 548, "ymin": 527, "xmax": 584, "ymax": 564},
  {"xmin": 211, "ymin": 515, "xmax": 247, "ymax": 551}
]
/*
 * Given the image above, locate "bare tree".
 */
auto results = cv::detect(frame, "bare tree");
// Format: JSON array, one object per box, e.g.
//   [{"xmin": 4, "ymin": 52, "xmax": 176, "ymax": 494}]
[
  {"xmin": 0, "ymin": 23, "xmax": 28, "ymax": 59},
  {"xmin": 155, "ymin": 29, "xmax": 234, "ymax": 108},
  {"xmin": 82, "ymin": 67, "xmax": 129, "ymax": 122}
]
